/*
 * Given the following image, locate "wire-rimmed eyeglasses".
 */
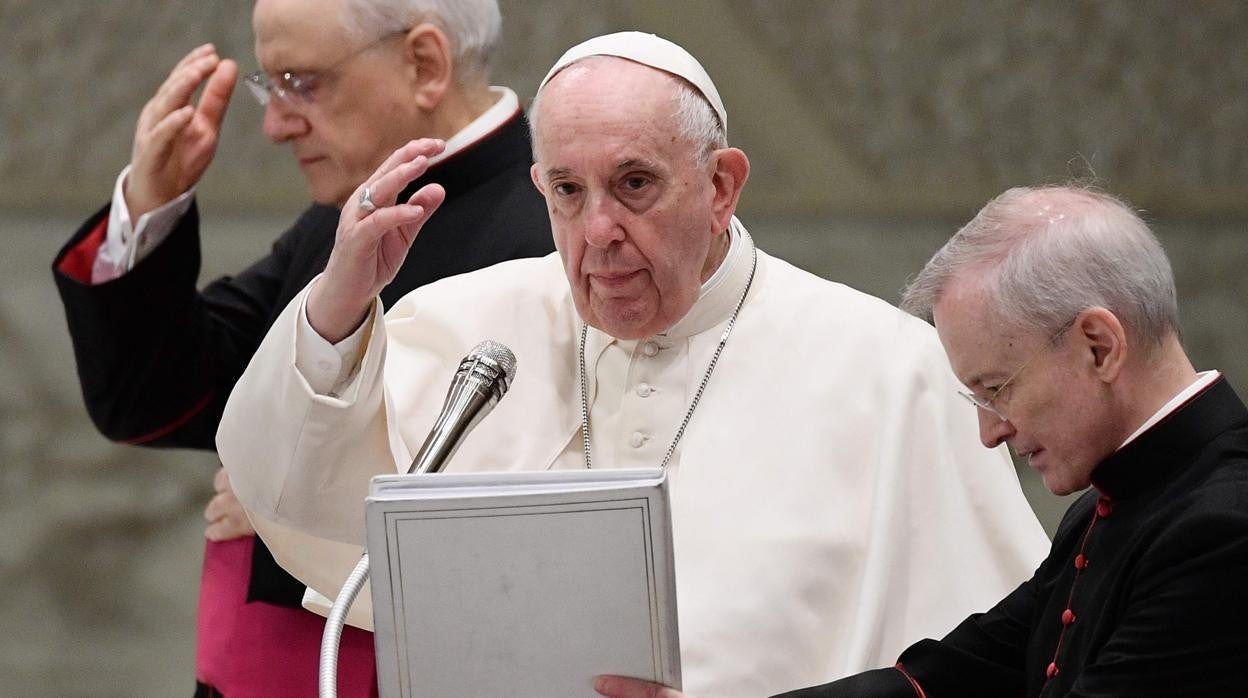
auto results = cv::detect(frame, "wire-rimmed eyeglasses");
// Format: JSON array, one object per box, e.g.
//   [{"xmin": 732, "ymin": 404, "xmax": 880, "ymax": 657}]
[
  {"xmin": 958, "ymin": 320, "xmax": 1074, "ymax": 421},
  {"xmin": 243, "ymin": 28, "xmax": 409, "ymax": 108}
]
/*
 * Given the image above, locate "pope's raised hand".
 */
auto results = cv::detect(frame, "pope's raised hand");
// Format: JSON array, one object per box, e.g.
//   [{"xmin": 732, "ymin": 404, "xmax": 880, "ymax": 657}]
[
  {"xmin": 125, "ymin": 44, "xmax": 237, "ymax": 220},
  {"xmin": 307, "ymin": 139, "xmax": 448, "ymax": 343}
]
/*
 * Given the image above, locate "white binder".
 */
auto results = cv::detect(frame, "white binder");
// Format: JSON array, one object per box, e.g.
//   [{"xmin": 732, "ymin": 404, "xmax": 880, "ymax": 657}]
[{"xmin": 365, "ymin": 467, "xmax": 681, "ymax": 697}]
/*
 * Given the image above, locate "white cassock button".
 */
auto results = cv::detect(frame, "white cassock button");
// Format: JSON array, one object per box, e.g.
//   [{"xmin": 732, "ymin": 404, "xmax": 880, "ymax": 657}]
[
  {"xmin": 643, "ymin": 341, "xmax": 659, "ymax": 357},
  {"xmin": 629, "ymin": 432, "xmax": 646, "ymax": 448},
  {"xmin": 636, "ymin": 382, "xmax": 652, "ymax": 398}
]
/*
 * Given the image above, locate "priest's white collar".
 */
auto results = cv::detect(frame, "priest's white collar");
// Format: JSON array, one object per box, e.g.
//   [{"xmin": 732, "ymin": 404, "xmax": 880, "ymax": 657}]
[
  {"xmin": 1119, "ymin": 369, "xmax": 1221, "ymax": 448},
  {"xmin": 428, "ymin": 87, "xmax": 520, "ymax": 167}
]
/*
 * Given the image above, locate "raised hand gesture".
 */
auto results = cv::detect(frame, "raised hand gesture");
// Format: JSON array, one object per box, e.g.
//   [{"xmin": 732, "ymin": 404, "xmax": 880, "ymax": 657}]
[
  {"xmin": 125, "ymin": 44, "xmax": 237, "ymax": 219},
  {"xmin": 307, "ymin": 139, "xmax": 448, "ymax": 342}
]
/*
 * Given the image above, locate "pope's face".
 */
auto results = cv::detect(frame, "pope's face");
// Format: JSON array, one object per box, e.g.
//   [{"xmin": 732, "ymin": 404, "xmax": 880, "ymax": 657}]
[
  {"xmin": 530, "ymin": 59, "xmax": 728, "ymax": 340},
  {"xmin": 933, "ymin": 279, "xmax": 1118, "ymax": 495}
]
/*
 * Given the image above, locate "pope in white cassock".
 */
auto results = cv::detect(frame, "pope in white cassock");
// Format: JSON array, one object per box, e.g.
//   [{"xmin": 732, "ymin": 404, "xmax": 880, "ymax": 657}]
[{"xmin": 218, "ymin": 32, "xmax": 1049, "ymax": 696}]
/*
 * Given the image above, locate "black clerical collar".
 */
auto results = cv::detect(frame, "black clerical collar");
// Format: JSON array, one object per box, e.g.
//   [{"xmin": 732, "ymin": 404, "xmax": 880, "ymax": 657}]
[{"xmin": 1091, "ymin": 376, "xmax": 1247, "ymax": 498}]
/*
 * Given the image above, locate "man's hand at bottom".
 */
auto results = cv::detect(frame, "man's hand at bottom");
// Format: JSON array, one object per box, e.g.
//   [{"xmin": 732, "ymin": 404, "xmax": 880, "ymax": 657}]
[
  {"xmin": 594, "ymin": 675, "xmax": 690, "ymax": 698},
  {"xmin": 204, "ymin": 467, "xmax": 256, "ymax": 541}
]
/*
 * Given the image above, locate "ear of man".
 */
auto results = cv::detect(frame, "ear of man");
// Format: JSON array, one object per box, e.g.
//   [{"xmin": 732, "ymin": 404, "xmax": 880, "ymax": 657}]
[
  {"xmin": 1075, "ymin": 306, "xmax": 1128, "ymax": 384},
  {"xmin": 402, "ymin": 23, "xmax": 454, "ymax": 111},
  {"xmin": 709, "ymin": 147, "xmax": 749, "ymax": 233}
]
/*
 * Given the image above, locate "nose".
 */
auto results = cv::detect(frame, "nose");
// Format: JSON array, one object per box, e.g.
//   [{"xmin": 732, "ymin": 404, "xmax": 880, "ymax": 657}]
[
  {"xmin": 583, "ymin": 193, "xmax": 626, "ymax": 249},
  {"xmin": 261, "ymin": 100, "xmax": 309, "ymax": 142},
  {"xmin": 977, "ymin": 408, "xmax": 1016, "ymax": 449}
]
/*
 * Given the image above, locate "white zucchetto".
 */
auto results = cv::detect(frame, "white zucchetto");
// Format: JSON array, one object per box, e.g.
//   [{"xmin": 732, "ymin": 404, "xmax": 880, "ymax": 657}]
[{"xmin": 537, "ymin": 31, "xmax": 727, "ymax": 134}]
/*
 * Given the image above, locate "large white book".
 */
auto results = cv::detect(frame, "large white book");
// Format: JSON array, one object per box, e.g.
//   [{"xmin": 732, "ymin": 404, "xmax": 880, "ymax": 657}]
[{"xmin": 365, "ymin": 467, "xmax": 682, "ymax": 697}]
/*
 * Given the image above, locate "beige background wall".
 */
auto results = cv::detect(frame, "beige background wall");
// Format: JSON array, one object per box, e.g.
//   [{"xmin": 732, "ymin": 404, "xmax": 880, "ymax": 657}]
[{"xmin": 2, "ymin": 1, "xmax": 1245, "ymax": 694}]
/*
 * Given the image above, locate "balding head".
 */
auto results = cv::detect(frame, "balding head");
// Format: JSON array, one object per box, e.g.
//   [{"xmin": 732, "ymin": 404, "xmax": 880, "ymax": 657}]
[{"xmin": 903, "ymin": 186, "xmax": 1180, "ymax": 351}]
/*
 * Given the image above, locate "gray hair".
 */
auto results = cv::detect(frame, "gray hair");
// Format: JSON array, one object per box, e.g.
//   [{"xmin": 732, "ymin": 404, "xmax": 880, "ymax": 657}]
[
  {"xmin": 339, "ymin": 0, "xmax": 501, "ymax": 80},
  {"xmin": 900, "ymin": 186, "xmax": 1180, "ymax": 348},
  {"xmin": 528, "ymin": 57, "xmax": 727, "ymax": 168}
]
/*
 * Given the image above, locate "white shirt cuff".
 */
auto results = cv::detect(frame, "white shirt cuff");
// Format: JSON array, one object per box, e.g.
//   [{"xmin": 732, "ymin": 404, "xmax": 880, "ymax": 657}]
[
  {"xmin": 93, "ymin": 165, "xmax": 196, "ymax": 284},
  {"xmin": 295, "ymin": 284, "xmax": 372, "ymax": 397}
]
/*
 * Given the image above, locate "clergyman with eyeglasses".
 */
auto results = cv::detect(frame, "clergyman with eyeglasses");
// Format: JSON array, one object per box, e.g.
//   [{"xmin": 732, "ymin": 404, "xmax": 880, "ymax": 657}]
[{"xmin": 51, "ymin": 1, "xmax": 552, "ymax": 695}]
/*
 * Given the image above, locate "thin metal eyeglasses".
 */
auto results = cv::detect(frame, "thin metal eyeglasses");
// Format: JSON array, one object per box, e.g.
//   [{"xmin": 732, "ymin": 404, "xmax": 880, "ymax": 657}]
[
  {"xmin": 244, "ymin": 28, "xmax": 409, "ymax": 108},
  {"xmin": 958, "ymin": 320, "xmax": 1074, "ymax": 421}
]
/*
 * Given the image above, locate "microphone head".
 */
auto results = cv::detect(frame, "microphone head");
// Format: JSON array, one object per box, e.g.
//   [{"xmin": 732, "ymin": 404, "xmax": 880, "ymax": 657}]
[
  {"xmin": 470, "ymin": 340, "xmax": 517, "ymax": 384},
  {"xmin": 460, "ymin": 340, "xmax": 517, "ymax": 402},
  {"xmin": 409, "ymin": 340, "xmax": 518, "ymax": 475}
]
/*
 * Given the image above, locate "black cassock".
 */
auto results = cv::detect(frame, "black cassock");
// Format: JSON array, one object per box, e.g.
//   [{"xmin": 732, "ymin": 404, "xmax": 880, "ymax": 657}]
[{"xmin": 780, "ymin": 377, "xmax": 1248, "ymax": 698}]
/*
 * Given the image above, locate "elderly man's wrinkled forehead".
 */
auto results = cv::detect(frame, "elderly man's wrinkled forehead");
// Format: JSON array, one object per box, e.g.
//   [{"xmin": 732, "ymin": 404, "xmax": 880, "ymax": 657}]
[
  {"xmin": 254, "ymin": 0, "xmax": 344, "ymax": 38},
  {"xmin": 253, "ymin": 0, "xmax": 353, "ymax": 64},
  {"xmin": 531, "ymin": 56, "xmax": 702, "ymax": 162}
]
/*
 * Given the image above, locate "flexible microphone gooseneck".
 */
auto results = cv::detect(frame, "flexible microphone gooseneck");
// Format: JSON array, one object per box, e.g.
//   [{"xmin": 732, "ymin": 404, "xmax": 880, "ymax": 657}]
[
  {"xmin": 407, "ymin": 340, "xmax": 517, "ymax": 475},
  {"xmin": 320, "ymin": 340, "xmax": 517, "ymax": 698}
]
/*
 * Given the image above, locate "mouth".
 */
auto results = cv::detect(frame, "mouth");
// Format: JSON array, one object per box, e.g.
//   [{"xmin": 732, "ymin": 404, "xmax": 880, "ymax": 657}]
[
  {"xmin": 297, "ymin": 156, "xmax": 326, "ymax": 168},
  {"xmin": 588, "ymin": 269, "xmax": 644, "ymax": 290},
  {"xmin": 1016, "ymin": 447, "xmax": 1045, "ymax": 467}
]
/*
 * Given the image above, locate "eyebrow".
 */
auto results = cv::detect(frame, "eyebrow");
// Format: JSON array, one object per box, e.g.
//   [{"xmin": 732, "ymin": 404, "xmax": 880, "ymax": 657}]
[
  {"xmin": 543, "ymin": 166, "xmax": 574, "ymax": 180},
  {"xmin": 542, "ymin": 158, "xmax": 663, "ymax": 181},
  {"xmin": 967, "ymin": 369, "xmax": 1014, "ymax": 390},
  {"xmin": 619, "ymin": 157, "xmax": 658, "ymax": 169},
  {"xmin": 617, "ymin": 158, "xmax": 660, "ymax": 172}
]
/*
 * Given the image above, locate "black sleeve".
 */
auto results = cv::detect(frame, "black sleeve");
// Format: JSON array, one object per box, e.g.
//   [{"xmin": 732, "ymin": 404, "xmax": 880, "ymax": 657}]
[
  {"xmin": 52, "ymin": 201, "xmax": 318, "ymax": 449},
  {"xmin": 772, "ymin": 667, "xmax": 918, "ymax": 697}
]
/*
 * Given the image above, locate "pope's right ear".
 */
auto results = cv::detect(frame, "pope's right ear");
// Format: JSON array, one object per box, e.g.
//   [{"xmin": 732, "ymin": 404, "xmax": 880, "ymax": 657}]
[{"xmin": 530, "ymin": 163, "xmax": 546, "ymax": 195}]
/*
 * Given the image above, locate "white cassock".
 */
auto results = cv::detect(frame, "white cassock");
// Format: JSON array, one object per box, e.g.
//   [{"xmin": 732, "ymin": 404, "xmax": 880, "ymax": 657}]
[{"xmin": 219, "ymin": 220, "xmax": 1049, "ymax": 696}]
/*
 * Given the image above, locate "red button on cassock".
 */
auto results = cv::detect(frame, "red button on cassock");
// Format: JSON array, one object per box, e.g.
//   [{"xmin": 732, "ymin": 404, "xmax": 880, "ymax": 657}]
[
  {"xmin": 1047, "ymin": 662, "xmax": 1059, "ymax": 679},
  {"xmin": 1096, "ymin": 497, "xmax": 1113, "ymax": 518},
  {"xmin": 1074, "ymin": 554, "xmax": 1088, "ymax": 570},
  {"xmin": 1062, "ymin": 609, "xmax": 1076, "ymax": 626}
]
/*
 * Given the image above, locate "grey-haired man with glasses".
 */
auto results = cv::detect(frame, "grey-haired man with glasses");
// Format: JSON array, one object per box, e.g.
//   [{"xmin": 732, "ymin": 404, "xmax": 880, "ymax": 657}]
[{"xmin": 51, "ymin": 1, "xmax": 552, "ymax": 695}]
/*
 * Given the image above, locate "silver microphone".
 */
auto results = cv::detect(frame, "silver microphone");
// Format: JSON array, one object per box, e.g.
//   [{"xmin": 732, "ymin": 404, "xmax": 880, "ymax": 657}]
[{"xmin": 406, "ymin": 340, "xmax": 517, "ymax": 475}]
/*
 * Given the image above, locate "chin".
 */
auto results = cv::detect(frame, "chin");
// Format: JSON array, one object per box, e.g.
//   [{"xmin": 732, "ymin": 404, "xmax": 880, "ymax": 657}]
[
  {"xmin": 305, "ymin": 180, "xmax": 353, "ymax": 208},
  {"xmin": 588, "ymin": 303, "xmax": 663, "ymax": 340},
  {"xmin": 596, "ymin": 320, "xmax": 655, "ymax": 341},
  {"xmin": 1044, "ymin": 480, "xmax": 1078, "ymax": 497},
  {"xmin": 1042, "ymin": 471, "xmax": 1091, "ymax": 497},
  {"xmin": 322, "ymin": 190, "xmax": 354, "ymax": 208}
]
